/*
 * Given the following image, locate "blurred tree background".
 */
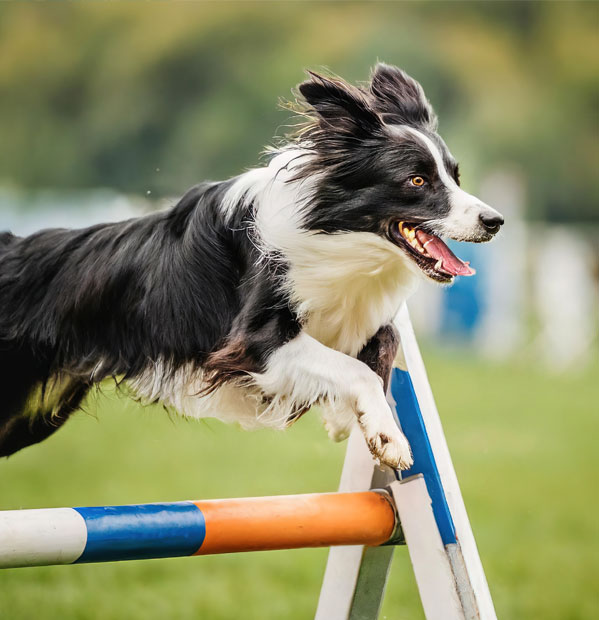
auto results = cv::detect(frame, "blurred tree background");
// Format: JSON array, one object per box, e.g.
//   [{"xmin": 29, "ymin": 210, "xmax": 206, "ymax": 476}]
[{"xmin": 0, "ymin": 2, "xmax": 597, "ymax": 222}]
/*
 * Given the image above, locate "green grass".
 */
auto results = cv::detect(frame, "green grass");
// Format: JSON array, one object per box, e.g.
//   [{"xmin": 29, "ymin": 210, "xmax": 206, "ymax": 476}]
[{"xmin": 1, "ymin": 352, "xmax": 597, "ymax": 619}]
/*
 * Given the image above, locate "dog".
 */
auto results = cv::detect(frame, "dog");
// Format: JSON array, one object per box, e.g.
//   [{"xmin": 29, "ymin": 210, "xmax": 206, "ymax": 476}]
[{"xmin": 0, "ymin": 63, "xmax": 503, "ymax": 468}]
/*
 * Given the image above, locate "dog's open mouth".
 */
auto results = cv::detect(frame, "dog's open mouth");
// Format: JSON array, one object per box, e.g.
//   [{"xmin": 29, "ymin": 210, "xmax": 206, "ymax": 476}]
[{"xmin": 389, "ymin": 221, "xmax": 475, "ymax": 283}]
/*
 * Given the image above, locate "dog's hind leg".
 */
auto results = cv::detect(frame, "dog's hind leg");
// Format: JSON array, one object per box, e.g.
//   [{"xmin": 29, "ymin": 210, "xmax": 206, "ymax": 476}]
[
  {"xmin": 0, "ymin": 342, "xmax": 39, "ymax": 456},
  {"xmin": 0, "ymin": 344, "xmax": 88, "ymax": 456},
  {"xmin": 0, "ymin": 380, "xmax": 88, "ymax": 457},
  {"xmin": 0, "ymin": 409, "xmax": 72, "ymax": 457}
]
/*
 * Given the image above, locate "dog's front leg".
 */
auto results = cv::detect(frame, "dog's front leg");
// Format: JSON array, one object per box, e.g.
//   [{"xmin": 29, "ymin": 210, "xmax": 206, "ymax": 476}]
[
  {"xmin": 253, "ymin": 331, "xmax": 413, "ymax": 470},
  {"xmin": 357, "ymin": 324, "xmax": 400, "ymax": 393}
]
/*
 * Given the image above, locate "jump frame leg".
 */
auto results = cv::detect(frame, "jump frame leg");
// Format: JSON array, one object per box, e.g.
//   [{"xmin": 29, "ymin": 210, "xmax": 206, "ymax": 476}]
[
  {"xmin": 316, "ymin": 303, "xmax": 497, "ymax": 620},
  {"xmin": 315, "ymin": 430, "xmax": 397, "ymax": 620},
  {"xmin": 315, "ymin": 434, "xmax": 464, "ymax": 620}
]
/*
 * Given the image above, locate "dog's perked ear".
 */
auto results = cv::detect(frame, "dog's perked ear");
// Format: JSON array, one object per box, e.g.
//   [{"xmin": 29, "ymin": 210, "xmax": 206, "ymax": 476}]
[
  {"xmin": 298, "ymin": 71, "xmax": 382, "ymax": 138},
  {"xmin": 369, "ymin": 62, "xmax": 437, "ymax": 130}
]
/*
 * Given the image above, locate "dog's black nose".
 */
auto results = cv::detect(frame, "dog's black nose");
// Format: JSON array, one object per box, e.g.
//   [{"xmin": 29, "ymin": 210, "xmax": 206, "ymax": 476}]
[{"xmin": 479, "ymin": 212, "xmax": 504, "ymax": 233}]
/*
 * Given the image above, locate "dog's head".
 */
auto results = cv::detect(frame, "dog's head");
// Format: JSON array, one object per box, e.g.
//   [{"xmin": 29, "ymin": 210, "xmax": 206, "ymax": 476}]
[{"xmin": 294, "ymin": 63, "xmax": 504, "ymax": 283}]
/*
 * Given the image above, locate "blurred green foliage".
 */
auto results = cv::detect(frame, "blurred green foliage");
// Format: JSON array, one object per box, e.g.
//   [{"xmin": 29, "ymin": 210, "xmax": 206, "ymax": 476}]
[{"xmin": 0, "ymin": 2, "xmax": 597, "ymax": 222}]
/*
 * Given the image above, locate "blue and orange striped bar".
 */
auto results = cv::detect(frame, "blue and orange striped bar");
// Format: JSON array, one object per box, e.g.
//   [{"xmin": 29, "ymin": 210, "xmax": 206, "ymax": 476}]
[{"xmin": 0, "ymin": 491, "xmax": 398, "ymax": 568}]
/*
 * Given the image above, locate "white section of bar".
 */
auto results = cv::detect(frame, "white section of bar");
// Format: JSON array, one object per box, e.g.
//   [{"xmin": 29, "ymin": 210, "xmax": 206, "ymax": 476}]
[
  {"xmin": 390, "ymin": 476, "xmax": 464, "ymax": 620},
  {"xmin": 395, "ymin": 303, "xmax": 497, "ymax": 619},
  {"xmin": 0, "ymin": 508, "xmax": 87, "ymax": 568}
]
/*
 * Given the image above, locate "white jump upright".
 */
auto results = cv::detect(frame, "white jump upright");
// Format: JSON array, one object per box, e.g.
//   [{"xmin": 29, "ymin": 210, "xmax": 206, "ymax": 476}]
[{"xmin": 316, "ymin": 303, "xmax": 497, "ymax": 620}]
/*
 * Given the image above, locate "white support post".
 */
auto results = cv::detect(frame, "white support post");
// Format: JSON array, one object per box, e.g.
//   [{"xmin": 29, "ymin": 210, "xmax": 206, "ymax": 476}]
[
  {"xmin": 389, "ymin": 476, "xmax": 464, "ymax": 620},
  {"xmin": 394, "ymin": 303, "xmax": 497, "ymax": 619},
  {"xmin": 315, "ymin": 429, "xmax": 397, "ymax": 620}
]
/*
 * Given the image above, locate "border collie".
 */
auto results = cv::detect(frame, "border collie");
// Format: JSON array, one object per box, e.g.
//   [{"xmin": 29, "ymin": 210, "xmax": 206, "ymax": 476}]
[{"xmin": 0, "ymin": 63, "xmax": 503, "ymax": 468}]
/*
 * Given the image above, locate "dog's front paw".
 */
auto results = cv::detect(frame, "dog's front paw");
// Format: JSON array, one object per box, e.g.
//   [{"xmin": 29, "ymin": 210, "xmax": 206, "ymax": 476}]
[
  {"xmin": 358, "ymin": 414, "xmax": 413, "ymax": 470},
  {"xmin": 319, "ymin": 402, "xmax": 357, "ymax": 443},
  {"xmin": 351, "ymin": 370, "xmax": 413, "ymax": 469}
]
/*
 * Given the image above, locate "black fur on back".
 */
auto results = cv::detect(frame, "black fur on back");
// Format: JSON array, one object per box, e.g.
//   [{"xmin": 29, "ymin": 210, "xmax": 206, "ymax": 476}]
[{"xmin": 0, "ymin": 181, "xmax": 298, "ymax": 455}]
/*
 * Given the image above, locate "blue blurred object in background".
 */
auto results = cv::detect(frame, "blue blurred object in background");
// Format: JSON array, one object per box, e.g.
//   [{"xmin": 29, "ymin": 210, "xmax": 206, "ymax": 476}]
[{"xmin": 439, "ymin": 241, "xmax": 486, "ymax": 342}]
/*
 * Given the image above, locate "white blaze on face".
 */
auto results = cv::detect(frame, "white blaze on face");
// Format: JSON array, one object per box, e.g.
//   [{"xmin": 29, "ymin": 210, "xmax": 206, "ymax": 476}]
[{"xmin": 392, "ymin": 125, "xmax": 503, "ymax": 241}]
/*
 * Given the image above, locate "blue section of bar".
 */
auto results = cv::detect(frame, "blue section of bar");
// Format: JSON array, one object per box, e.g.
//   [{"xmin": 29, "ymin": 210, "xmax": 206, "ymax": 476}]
[
  {"xmin": 74, "ymin": 502, "xmax": 206, "ymax": 563},
  {"xmin": 390, "ymin": 368, "xmax": 457, "ymax": 545}
]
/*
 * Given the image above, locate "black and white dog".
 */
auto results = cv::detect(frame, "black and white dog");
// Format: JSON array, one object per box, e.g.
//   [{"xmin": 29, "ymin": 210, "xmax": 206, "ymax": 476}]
[{"xmin": 0, "ymin": 64, "xmax": 503, "ymax": 468}]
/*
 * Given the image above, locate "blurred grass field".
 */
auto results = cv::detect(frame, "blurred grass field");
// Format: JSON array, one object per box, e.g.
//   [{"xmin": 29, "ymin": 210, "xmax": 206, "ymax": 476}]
[{"xmin": 1, "ymin": 351, "xmax": 597, "ymax": 620}]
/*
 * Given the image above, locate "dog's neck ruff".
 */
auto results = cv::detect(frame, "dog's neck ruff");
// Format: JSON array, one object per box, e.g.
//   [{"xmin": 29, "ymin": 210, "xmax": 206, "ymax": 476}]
[
  {"xmin": 286, "ymin": 232, "xmax": 419, "ymax": 356},
  {"xmin": 224, "ymin": 149, "xmax": 421, "ymax": 356}
]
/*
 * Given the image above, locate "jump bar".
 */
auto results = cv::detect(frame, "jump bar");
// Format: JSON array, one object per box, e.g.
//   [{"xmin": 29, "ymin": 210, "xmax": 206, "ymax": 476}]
[{"xmin": 0, "ymin": 490, "xmax": 400, "ymax": 568}]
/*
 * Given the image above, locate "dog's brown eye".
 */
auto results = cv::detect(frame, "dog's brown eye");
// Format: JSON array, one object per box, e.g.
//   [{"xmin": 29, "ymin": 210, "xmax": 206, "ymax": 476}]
[{"xmin": 410, "ymin": 176, "xmax": 425, "ymax": 187}]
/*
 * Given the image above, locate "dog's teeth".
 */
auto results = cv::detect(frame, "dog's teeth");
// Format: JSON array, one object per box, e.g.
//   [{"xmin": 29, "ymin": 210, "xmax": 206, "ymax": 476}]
[
  {"xmin": 435, "ymin": 259, "xmax": 443, "ymax": 271},
  {"xmin": 400, "ymin": 223, "xmax": 427, "ymax": 255},
  {"xmin": 408, "ymin": 237, "xmax": 426, "ymax": 254}
]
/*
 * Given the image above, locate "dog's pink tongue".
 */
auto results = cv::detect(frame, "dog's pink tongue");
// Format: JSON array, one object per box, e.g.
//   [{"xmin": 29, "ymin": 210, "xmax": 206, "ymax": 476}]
[{"xmin": 415, "ymin": 230, "xmax": 476, "ymax": 276}]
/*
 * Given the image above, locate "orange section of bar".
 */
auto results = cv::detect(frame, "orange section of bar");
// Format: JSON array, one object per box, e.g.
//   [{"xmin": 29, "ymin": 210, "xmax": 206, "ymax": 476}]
[{"xmin": 192, "ymin": 491, "xmax": 395, "ymax": 555}]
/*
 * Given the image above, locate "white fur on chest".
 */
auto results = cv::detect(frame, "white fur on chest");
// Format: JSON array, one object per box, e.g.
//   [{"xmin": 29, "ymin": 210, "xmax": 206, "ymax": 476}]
[
  {"xmin": 247, "ymin": 150, "xmax": 422, "ymax": 357},
  {"xmin": 285, "ymin": 231, "xmax": 420, "ymax": 356}
]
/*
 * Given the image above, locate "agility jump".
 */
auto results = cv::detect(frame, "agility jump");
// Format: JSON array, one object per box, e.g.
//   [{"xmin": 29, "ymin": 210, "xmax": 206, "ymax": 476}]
[
  {"xmin": 0, "ymin": 491, "xmax": 400, "ymax": 568},
  {"xmin": 0, "ymin": 308, "xmax": 496, "ymax": 620}
]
